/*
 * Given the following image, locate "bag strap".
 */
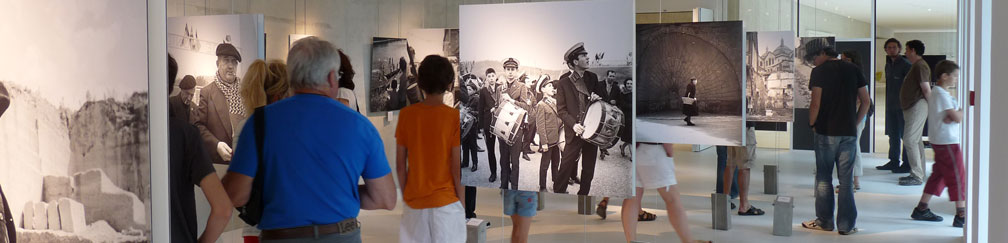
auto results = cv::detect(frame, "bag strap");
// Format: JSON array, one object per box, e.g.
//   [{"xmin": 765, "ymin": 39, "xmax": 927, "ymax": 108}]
[{"xmin": 254, "ymin": 106, "xmax": 265, "ymax": 188}]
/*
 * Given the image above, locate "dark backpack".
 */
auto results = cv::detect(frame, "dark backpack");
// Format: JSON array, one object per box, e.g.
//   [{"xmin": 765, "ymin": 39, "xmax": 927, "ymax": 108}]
[{"xmin": 237, "ymin": 106, "xmax": 266, "ymax": 225}]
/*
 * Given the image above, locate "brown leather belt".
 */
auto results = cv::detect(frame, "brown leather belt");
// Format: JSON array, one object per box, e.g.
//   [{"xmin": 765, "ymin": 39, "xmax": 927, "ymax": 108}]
[{"xmin": 261, "ymin": 218, "xmax": 360, "ymax": 240}]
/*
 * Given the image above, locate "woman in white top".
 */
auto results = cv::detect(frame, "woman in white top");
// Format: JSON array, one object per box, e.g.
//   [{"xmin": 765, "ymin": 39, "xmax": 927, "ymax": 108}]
[{"xmin": 336, "ymin": 50, "xmax": 361, "ymax": 113}]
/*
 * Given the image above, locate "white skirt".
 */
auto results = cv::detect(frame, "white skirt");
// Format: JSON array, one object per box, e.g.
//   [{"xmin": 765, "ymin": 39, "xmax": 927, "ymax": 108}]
[{"xmin": 635, "ymin": 144, "xmax": 678, "ymax": 189}]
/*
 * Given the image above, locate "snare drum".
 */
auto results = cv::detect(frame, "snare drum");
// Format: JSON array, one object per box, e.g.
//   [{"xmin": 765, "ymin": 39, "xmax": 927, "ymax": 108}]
[
  {"xmin": 581, "ymin": 101, "xmax": 624, "ymax": 148},
  {"xmin": 490, "ymin": 101, "xmax": 527, "ymax": 145},
  {"xmin": 406, "ymin": 82, "xmax": 424, "ymax": 104},
  {"xmin": 460, "ymin": 105, "xmax": 477, "ymax": 138}
]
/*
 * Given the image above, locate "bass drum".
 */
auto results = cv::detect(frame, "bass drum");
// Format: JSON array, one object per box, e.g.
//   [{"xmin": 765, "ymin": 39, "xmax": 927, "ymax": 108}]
[
  {"xmin": 490, "ymin": 101, "xmax": 527, "ymax": 145},
  {"xmin": 581, "ymin": 101, "xmax": 624, "ymax": 149}
]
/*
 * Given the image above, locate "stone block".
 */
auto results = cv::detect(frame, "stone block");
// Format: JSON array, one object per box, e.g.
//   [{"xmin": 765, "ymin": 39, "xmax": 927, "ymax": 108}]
[
  {"xmin": 22, "ymin": 202, "xmax": 34, "ymax": 230},
  {"xmin": 43, "ymin": 176, "xmax": 74, "ymax": 203},
  {"xmin": 711, "ymin": 193, "xmax": 731, "ymax": 230},
  {"xmin": 73, "ymin": 169, "xmax": 147, "ymax": 231},
  {"xmin": 58, "ymin": 198, "xmax": 86, "ymax": 233},
  {"xmin": 46, "ymin": 201, "xmax": 60, "ymax": 231},
  {"xmin": 33, "ymin": 201, "xmax": 47, "ymax": 230}
]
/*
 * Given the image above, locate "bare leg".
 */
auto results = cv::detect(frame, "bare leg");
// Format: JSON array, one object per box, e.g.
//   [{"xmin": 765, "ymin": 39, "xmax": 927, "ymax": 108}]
[
  {"xmin": 510, "ymin": 215, "xmax": 532, "ymax": 243},
  {"xmin": 722, "ymin": 164, "xmax": 736, "ymax": 199},
  {"xmin": 657, "ymin": 185, "xmax": 696, "ymax": 243},
  {"xmin": 919, "ymin": 193, "xmax": 934, "ymax": 205},
  {"xmin": 737, "ymin": 168, "xmax": 751, "ymax": 211},
  {"xmin": 621, "ymin": 187, "xmax": 644, "ymax": 242}
]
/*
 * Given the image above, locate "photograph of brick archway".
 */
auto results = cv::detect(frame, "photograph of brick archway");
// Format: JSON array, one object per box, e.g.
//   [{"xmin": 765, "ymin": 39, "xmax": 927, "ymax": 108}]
[{"xmin": 635, "ymin": 21, "xmax": 746, "ymax": 146}]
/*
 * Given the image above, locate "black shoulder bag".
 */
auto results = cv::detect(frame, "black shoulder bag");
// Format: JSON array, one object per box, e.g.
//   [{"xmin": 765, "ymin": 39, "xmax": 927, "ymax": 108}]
[{"xmin": 237, "ymin": 106, "xmax": 266, "ymax": 226}]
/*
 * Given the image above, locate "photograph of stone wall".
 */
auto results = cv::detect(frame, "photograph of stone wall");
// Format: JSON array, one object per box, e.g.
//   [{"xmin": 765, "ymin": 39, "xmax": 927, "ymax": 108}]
[
  {"xmin": 746, "ymin": 31, "xmax": 796, "ymax": 122},
  {"xmin": 636, "ymin": 21, "xmax": 746, "ymax": 146},
  {"xmin": 0, "ymin": 0, "xmax": 151, "ymax": 242}
]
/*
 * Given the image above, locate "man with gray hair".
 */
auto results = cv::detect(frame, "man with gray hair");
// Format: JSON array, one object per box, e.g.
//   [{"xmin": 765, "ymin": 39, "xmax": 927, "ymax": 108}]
[{"xmin": 223, "ymin": 36, "xmax": 397, "ymax": 242}]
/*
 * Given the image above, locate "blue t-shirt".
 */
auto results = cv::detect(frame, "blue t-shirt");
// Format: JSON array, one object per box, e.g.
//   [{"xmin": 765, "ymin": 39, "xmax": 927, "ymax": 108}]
[{"xmin": 229, "ymin": 94, "xmax": 391, "ymax": 230}]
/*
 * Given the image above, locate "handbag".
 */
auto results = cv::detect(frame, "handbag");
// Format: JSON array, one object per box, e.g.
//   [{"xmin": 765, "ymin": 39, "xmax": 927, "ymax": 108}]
[{"xmin": 237, "ymin": 106, "xmax": 266, "ymax": 226}]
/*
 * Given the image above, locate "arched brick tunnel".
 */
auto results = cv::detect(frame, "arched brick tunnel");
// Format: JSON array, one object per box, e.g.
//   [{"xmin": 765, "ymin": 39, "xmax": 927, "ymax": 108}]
[{"xmin": 636, "ymin": 23, "xmax": 743, "ymax": 116}]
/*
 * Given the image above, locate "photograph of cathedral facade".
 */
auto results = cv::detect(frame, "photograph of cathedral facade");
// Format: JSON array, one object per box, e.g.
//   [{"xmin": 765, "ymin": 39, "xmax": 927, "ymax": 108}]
[{"xmin": 746, "ymin": 31, "xmax": 795, "ymax": 122}]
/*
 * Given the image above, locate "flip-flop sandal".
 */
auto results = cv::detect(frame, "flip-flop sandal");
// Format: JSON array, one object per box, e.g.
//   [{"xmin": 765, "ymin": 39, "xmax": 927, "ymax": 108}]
[
  {"xmin": 738, "ymin": 206, "xmax": 765, "ymax": 216},
  {"xmin": 596, "ymin": 200, "xmax": 608, "ymax": 220},
  {"xmin": 638, "ymin": 210, "xmax": 657, "ymax": 221}
]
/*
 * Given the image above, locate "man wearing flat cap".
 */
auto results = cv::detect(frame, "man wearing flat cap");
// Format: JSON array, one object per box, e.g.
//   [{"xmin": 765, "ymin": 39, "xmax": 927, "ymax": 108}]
[
  {"xmin": 554, "ymin": 42, "xmax": 605, "ymax": 195},
  {"xmin": 170, "ymin": 75, "xmax": 197, "ymax": 124},
  {"xmin": 495, "ymin": 57, "xmax": 533, "ymax": 190},
  {"xmin": 193, "ymin": 42, "xmax": 245, "ymax": 164}
]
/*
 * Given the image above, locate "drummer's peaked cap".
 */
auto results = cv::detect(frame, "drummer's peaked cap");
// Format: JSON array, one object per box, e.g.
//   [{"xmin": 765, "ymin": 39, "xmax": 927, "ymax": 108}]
[
  {"xmin": 564, "ymin": 42, "xmax": 588, "ymax": 63},
  {"xmin": 503, "ymin": 58, "xmax": 519, "ymax": 68}
]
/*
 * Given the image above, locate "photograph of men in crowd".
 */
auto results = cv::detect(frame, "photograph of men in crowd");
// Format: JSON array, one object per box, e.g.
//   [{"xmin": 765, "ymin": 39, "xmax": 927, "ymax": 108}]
[
  {"xmin": 459, "ymin": 0, "xmax": 633, "ymax": 197},
  {"xmin": 635, "ymin": 21, "xmax": 746, "ymax": 146},
  {"xmin": 193, "ymin": 42, "xmax": 245, "ymax": 165},
  {"xmin": 169, "ymin": 75, "xmax": 197, "ymax": 124}
]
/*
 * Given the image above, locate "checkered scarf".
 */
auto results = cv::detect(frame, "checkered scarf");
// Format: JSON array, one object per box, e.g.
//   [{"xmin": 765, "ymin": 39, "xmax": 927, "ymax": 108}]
[{"xmin": 216, "ymin": 74, "xmax": 245, "ymax": 117}]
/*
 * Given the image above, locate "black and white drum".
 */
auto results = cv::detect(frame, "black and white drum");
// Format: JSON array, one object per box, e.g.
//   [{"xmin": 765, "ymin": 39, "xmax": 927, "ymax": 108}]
[
  {"xmin": 490, "ymin": 101, "xmax": 527, "ymax": 145},
  {"xmin": 406, "ymin": 82, "xmax": 424, "ymax": 104},
  {"xmin": 460, "ymin": 105, "xmax": 477, "ymax": 138},
  {"xmin": 581, "ymin": 101, "xmax": 624, "ymax": 148}
]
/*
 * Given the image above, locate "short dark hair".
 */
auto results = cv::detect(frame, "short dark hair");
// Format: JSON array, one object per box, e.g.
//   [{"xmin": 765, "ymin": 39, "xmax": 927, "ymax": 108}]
[
  {"xmin": 485, "ymin": 68, "xmax": 495, "ymax": 75},
  {"xmin": 884, "ymin": 38, "xmax": 902, "ymax": 49},
  {"xmin": 607, "ymin": 70, "xmax": 616, "ymax": 76},
  {"xmin": 842, "ymin": 50, "xmax": 862, "ymax": 68},
  {"xmin": 933, "ymin": 60, "xmax": 959, "ymax": 81},
  {"xmin": 906, "ymin": 40, "xmax": 925, "ymax": 56},
  {"xmin": 417, "ymin": 55, "xmax": 455, "ymax": 95},
  {"xmin": 337, "ymin": 50, "xmax": 355, "ymax": 90},
  {"xmin": 168, "ymin": 54, "xmax": 178, "ymax": 94},
  {"xmin": 624, "ymin": 78, "xmax": 632, "ymax": 84},
  {"xmin": 819, "ymin": 47, "xmax": 839, "ymax": 57}
]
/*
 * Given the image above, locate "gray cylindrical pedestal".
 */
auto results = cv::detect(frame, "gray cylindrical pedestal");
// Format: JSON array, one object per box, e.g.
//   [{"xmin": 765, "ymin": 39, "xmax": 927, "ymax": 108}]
[{"xmin": 537, "ymin": 191, "xmax": 545, "ymax": 211}]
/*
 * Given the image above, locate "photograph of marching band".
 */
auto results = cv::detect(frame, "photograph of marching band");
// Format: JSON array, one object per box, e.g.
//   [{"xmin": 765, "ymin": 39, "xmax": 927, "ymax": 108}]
[
  {"xmin": 635, "ymin": 21, "xmax": 746, "ymax": 146},
  {"xmin": 458, "ymin": 0, "xmax": 634, "ymax": 197},
  {"xmin": 794, "ymin": 36, "xmax": 836, "ymax": 109},
  {"xmin": 746, "ymin": 31, "xmax": 796, "ymax": 122}
]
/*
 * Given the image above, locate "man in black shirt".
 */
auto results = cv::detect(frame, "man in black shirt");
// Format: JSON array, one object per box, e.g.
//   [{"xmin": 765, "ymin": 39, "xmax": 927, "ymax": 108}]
[
  {"xmin": 168, "ymin": 54, "xmax": 233, "ymax": 243},
  {"xmin": 801, "ymin": 47, "xmax": 871, "ymax": 236},
  {"xmin": 877, "ymin": 38, "xmax": 912, "ymax": 173}
]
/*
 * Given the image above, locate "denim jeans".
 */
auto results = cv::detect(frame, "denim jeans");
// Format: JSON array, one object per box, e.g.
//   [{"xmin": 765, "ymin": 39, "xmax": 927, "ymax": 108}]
[
  {"xmin": 715, "ymin": 146, "xmax": 739, "ymax": 198},
  {"xmin": 886, "ymin": 108, "xmax": 908, "ymax": 165},
  {"xmin": 813, "ymin": 133, "xmax": 858, "ymax": 232}
]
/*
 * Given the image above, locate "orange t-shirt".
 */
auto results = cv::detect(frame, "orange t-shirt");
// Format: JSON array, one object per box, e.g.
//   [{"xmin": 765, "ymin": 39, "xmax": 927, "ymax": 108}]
[{"xmin": 395, "ymin": 103, "xmax": 461, "ymax": 209}]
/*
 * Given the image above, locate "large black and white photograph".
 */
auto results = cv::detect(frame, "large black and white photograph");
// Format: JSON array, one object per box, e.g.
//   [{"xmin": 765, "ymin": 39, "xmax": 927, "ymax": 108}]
[
  {"xmin": 746, "ymin": 31, "xmax": 796, "ymax": 122},
  {"xmin": 167, "ymin": 14, "xmax": 265, "ymax": 165},
  {"xmin": 635, "ymin": 21, "xmax": 746, "ymax": 146},
  {"xmin": 0, "ymin": 0, "xmax": 151, "ymax": 242},
  {"xmin": 794, "ymin": 36, "xmax": 835, "ymax": 108},
  {"xmin": 459, "ymin": 0, "xmax": 634, "ymax": 197},
  {"xmin": 369, "ymin": 37, "xmax": 413, "ymax": 113},
  {"xmin": 407, "ymin": 28, "xmax": 461, "ymax": 106}
]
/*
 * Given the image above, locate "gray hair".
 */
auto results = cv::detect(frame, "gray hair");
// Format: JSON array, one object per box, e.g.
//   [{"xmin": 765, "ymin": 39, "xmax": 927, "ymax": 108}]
[{"xmin": 287, "ymin": 36, "xmax": 341, "ymax": 90}]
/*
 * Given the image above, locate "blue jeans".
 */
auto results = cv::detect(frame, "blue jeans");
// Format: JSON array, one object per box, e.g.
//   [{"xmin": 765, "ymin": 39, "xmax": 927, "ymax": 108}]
[
  {"xmin": 715, "ymin": 146, "xmax": 739, "ymax": 198},
  {"xmin": 886, "ymin": 108, "xmax": 908, "ymax": 165},
  {"xmin": 813, "ymin": 134, "xmax": 858, "ymax": 232}
]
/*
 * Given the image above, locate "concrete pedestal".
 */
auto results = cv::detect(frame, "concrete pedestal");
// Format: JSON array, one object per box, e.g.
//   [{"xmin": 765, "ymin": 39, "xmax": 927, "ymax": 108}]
[
  {"xmin": 577, "ymin": 195, "xmax": 594, "ymax": 215},
  {"xmin": 764, "ymin": 165, "xmax": 778, "ymax": 195},
  {"xmin": 711, "ymin": 193, "xmax": 731, "ymax": 230},
  {"xmin": 773, "ymin": 195, "xmax": 794, "ymax": 236}
]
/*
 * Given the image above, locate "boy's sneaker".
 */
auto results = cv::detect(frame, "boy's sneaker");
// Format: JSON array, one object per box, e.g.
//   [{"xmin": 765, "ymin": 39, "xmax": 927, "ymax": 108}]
[
  {"xmin": 899, "ymin": 176, "xmax": 923, "ymax": 186},
  {"xmin": 953, "ymin": 215, "xmax": 965, "ymax": 228},
  {"xmin": 802, "ymin": 219, "xmax": 834, "ymax": 231},
  {"xmin": 911, "ymin": 208, "xmax": 944, "ymax": 221}
]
